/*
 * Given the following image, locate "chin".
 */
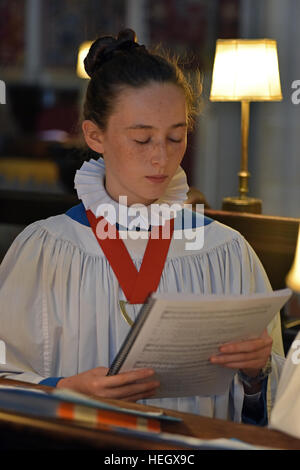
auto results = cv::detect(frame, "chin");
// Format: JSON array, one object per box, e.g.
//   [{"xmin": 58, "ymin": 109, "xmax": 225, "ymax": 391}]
[
  {"xmin": 133, "ymin": 183, "xmax": 169, "ymax": 205},
  {"xmin": 145, "ymin": 190, "xmax": 166, "ymax": 203}
]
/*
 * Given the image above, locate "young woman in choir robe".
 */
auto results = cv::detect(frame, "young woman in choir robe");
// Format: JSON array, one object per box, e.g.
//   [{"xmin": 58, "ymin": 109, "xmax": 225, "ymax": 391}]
[{"xmin": 0, "ymin": 29, "xmax": 285, "ymax": 424}]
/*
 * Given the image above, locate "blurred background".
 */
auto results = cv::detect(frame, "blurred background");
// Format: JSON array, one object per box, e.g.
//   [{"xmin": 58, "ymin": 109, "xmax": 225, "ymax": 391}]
[{"xmin": 0, "ymin": 0, "xmax": 299, "ymax": 261}]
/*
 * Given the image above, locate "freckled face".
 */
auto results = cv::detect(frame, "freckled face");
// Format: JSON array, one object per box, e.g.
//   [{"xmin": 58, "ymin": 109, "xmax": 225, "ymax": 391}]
[{"xmin": 98, "ymin": 82, "xmax": 188, "ymax": 206}]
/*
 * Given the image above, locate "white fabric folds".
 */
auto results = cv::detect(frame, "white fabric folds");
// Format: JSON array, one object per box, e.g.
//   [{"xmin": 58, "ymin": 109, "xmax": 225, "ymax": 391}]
[
  {"xmin": 74, "ymin": 157, "xmax": 189, "ymax": 228},
  {"xmin": 270, "ymin": 330, "xmax": 300, "ymax": 437},
  {"xmin": 0, "ymin": 203, "xmax": 285, "ymax": 421}
]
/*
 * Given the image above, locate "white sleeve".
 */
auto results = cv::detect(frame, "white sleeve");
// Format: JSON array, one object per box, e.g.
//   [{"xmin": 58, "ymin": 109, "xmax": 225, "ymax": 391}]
[
  {"xmin": 0, "ymin": 222, "xmax": 50, "ymax": 384},
  {"xmin": 237, "ymin": 236, "xmax": 286, "ymax": 421},
  {"xmin": 269, "ymin": 331, "xmax": 300, "ymax": 437}
]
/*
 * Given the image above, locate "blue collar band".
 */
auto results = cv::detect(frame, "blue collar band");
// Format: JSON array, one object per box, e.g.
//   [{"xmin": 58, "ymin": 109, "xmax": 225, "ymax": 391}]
[{"xmin": 66, "ymin": 202, "xmax": 213, "ymax": 230}]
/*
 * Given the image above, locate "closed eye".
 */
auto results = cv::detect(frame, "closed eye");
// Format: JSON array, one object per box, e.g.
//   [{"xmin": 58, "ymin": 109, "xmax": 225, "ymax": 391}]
[
  {"xmin": 134, "ymin": 137, "xmax": 183, "ymax": 145},
  {"xmin": 134, "ymin": 138, "xmax": 151, "ymax": 145}
]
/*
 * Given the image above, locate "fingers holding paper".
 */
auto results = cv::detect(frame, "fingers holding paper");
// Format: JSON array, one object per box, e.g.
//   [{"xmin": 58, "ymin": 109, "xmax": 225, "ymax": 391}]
[
  {"xmin": 210, "ymin": 328, "xmax": 273, "ymax": 377},
  {"xmin": 57, "ymin": 367, "xmax": 160, "ymax": 402},
  {"xmin": 104, "ymin": 368, "xmax": 160, "ymax": 402}
]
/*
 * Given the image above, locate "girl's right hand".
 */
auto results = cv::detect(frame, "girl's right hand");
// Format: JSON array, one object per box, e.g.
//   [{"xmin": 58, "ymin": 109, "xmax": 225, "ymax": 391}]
[{"xmin": 56, "ymin": 367, "xmax": 160, "ymax": 402}]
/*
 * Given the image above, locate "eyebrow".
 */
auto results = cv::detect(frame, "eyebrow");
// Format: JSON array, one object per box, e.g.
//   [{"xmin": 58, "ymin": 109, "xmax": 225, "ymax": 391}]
[{"xmin": 126, "ymin": 122, "xmax": 187, "ymax": 130}]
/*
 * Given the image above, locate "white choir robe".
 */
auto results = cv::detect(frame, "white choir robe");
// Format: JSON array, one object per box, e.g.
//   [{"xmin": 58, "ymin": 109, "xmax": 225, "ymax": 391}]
[
  {"xmin": 0, "ymin": 203, "xmax": 285, "ymax": 422},
  {"xmin": 270, "ymin": 330, "xmax": 300, "ymax": 437}
]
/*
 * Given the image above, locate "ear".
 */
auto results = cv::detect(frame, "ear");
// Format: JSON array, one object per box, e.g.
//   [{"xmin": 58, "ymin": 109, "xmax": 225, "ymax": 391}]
[{"xmin": 82, "ymin": 120, "xmax": 105, "ymax": 154}]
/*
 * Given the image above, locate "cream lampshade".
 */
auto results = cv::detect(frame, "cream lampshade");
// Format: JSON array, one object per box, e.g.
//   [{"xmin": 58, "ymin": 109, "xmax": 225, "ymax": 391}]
[
  {"xmin": 210, "ymin": 39, "xmax": 282, "ymax": 213},
  {"xmin": 286, "ymin": 225, "xmax": 300, "ymax": 293},
  {"xmin": 76, "ymin": 41, "xmax": 93, "ymax": 120},
  {"xmin": 76, "ymin": 41, "xmax": 93, "ymax": 79}
]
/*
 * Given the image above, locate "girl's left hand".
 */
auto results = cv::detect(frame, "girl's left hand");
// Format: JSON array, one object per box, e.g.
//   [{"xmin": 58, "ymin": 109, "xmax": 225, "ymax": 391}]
[{"xmin": 210, "ymin": 329, "xmax": 272, "ymax": 377}]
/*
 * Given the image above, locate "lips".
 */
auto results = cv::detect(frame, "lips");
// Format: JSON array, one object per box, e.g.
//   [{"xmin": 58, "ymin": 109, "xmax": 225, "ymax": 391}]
[{"xmin": 146, "ymin": 175, "xmax": 168, "ymax": 183}]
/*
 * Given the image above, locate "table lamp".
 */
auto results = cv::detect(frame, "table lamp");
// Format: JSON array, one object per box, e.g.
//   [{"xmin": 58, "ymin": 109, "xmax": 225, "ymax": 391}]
[
  {"xmin": 286, "ymin": 225, "xmax": 300, "ymax": 293},
  {"xmin": 210, "ymin": 39, "xmax": 282, "ymax": 213}
]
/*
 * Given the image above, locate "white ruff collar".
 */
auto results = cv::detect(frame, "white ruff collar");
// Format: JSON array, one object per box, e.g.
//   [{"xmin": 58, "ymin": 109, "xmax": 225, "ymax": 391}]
[{"xmin": 74, "ymin": 157, "xmax": 189, "ymax": 228}]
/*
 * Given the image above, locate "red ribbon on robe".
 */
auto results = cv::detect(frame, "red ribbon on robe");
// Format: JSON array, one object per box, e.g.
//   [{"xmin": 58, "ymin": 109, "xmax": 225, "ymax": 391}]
[{"xmin": 86, "ymin": 210, "xmax": 174, "ymax": 304}]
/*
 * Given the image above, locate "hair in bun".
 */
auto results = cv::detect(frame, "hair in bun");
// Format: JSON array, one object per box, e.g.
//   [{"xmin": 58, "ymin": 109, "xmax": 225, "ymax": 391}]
[
  {"xmin": 117, "ymin": 28, "xmax": 137, "ymax": 43},
  {"xmin": 84, "ymin": 28, "xmax": 144, "ymax": 78},
  {"xmin": 83, "ymin": 28, "xmax": 201, "ymax": 131}
]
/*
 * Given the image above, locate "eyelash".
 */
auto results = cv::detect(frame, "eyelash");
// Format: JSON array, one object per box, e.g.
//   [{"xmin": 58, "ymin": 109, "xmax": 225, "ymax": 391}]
[{"xmin": 134, "ymin": 138, "xmax": 182, "ymax": 145}]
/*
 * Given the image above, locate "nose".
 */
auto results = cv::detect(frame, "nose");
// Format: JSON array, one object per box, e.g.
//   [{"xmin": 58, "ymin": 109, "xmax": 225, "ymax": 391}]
[{"xmin": 150, "ymin": 142, "xmax": 168, "ymax": 167}]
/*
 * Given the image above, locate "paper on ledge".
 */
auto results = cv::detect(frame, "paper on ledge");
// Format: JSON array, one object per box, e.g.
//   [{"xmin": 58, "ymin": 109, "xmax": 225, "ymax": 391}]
[{"xmin": 0, "ymin": 384, "xmax": 180, "ymax": 422}]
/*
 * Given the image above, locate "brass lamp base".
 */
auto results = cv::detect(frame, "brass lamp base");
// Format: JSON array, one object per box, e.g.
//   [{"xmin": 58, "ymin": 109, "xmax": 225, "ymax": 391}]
[{"xmin": 222, "ymin": 196, "xmax": 262, "ymax": 214}]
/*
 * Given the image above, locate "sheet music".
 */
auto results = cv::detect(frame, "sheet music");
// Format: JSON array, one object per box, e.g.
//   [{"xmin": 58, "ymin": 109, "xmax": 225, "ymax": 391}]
[{"xmin": 116, "ymin": 289, "xmax": 291, "ymax": 397}]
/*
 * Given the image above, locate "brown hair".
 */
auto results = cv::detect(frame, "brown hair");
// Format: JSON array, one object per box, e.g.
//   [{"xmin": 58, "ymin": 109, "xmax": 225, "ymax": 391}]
[{"xmin": 83, "ymin": 28, "xmax": 201, "ymax": 131}]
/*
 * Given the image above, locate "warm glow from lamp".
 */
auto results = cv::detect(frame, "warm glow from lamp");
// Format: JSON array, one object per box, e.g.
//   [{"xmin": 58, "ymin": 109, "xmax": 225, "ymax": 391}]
[
  {"xmin": 286, "ymin": 225, "xmax": 300, "ymax": 292},
  {"xmin": 210, "ymin": 39, "xmax": 282, "ymax": 101},
  {"xmin": 76, "ymin": 41, "xmax": 93, "ymax": 79},
  {"xmin": 209, "ymin": 39, "xmax": 282, "ymax": 214}
]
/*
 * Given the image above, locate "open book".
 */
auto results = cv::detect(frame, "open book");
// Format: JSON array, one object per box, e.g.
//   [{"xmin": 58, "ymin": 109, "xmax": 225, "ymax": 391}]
[{"xmin": 108, "ymin": 288, "xmax": 292, "ymax": 398}]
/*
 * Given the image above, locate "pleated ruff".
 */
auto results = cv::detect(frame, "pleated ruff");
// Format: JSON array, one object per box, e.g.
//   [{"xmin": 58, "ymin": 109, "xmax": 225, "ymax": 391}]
[{"xmin": 74, "ymin": 157, "xmax": 189, "ymax": 227}]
